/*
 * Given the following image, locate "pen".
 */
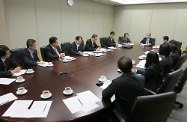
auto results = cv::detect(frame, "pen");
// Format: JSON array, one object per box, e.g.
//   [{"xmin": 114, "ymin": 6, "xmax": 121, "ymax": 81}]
[
  {"xmin": 43, "ymin": 104, "xmax": 47, "ymax": 112},
  {"xmin": 77, "ymin": 99, "xmax": 83, "ymax": 106}
]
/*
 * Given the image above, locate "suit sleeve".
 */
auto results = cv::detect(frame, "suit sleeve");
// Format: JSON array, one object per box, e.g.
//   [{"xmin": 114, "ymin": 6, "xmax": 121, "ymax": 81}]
[
  {"xmin": 140, "ymin": 38, "xmax": 145, "ymax": 43},
  {"xmin": 22, "ymin": 51, "xmax": 38, "ymax": 66},
  {"xmin": 85, "ymin": 41, "xmax": 96, "ymax": 51},
  {"xmin": 128, "ymin": 38, "xmax": 132, "ymax": 43},
  {"xmin": 102, "ymin": 81, "xmax": 117, "ymax": 99},
  {"xmin": 0, "ymin": 71, "xmax": 12, "ymax": 77},
  {"xmin": 45, "ymin": 48, "xmax": 59, "ymax": 59},
  {"xmin": 70, "ymin": 44, "xmax": 80, "ymax": 55},
  {"xmin": 110, "ymin": 39, "xmax": 116, "ymax": 47}
]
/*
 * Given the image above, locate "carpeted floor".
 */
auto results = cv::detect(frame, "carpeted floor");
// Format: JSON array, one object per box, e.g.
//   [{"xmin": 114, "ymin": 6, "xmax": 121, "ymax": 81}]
[{"xmin": 167, "ymin": 62, "xmax": 187, "ymax": 122}]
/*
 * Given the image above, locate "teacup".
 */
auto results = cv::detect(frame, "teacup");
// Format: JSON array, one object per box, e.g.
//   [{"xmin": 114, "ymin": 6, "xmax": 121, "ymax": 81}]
[
  {"xmin": 42, "ymin": 90, "xmax": 50, "ymax": 98},
  {"xmin": 65, "ymin": 87, "xmax": 72, "ymax": 94},
  {"xmin": 27, "ymin": 69, "xmax": 33, "ymax": 73},
  {"xmin": 48, "ymin": 62, "xmax": 53, "ymax": 65},
  {"xmin": 17, "ymin": 87, "xmax": 26, "ymax": 94},
  {"xmin": 17, "ymin": 76, "xmax": 23, "ymax": 82},
  {"xmin": 99, "ymin": 75, "xmax": 107, "ymax": 82}
]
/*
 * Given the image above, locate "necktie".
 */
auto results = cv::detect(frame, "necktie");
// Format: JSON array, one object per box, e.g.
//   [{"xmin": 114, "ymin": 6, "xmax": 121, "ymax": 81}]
[
  {"xmin": 146, "ymin": 39, "xmax": 149, "ymax": 45},
  {"xmin": 31, "ymin": 52, "xmax": 34, "ymax": 59},
  {"xmin": 92, "ymin": 42, "xmax": 94, "ymax": 48},
  {"xmin": 54, "ymin": 48, "xmax": 60, "ymax": 56},
  {"xmin": 3, "ymin": 61, "xmax": 7, "ymax": 71},
  {"xmin": 77, "ymin": 45, "xmax": 79, "ymax": 51}
]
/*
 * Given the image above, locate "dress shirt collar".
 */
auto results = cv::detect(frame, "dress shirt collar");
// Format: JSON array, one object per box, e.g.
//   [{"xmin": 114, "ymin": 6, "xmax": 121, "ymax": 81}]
[
  {"xmin": 27, "ymin": 48, "xmax": 34, "ymax": 54},
  {"xmin": 1, "ymin": 58, "xmax": 6, "ymax": 63}
]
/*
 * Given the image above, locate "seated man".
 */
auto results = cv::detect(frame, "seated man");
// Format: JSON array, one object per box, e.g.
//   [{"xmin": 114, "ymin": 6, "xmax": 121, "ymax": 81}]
[
  {"xmin": 45, "ymin": 37, "xmax": 65, "ymax": 60},
  {"xmin": 163, "ymin": 36, "xmax": 169, "ymax": 44},
  {"xmin": 108, "ymin": 31, "xmax": 116, "ymax": 47},
  {"xmin": 140, "ymin": 33, "xmax": 155, "ymax": 46},
  {"xmin": 0, "ymin": 45, "xmax": 21, "ymax": 77},
  {"xmin": 85, "ymin": 34, "xmax": 100, "ymax": 51},
  {"xmin": 102, "ymin": 56, "xmax": 145, "ymax": 116},
  {"xmin": 22, "ymin": 39, "xmax": 44, "ymax": 66},
  {"xmin": 70, "ymin": 36, "xmax": 84, "ymax": 55}
]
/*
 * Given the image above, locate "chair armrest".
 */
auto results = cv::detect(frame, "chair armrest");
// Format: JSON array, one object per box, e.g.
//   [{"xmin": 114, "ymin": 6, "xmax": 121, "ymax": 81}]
[
  {"xmin": 113, "ymin": 109, "xmax": 126, "ymax": 122},
  {"xmin": 143, "ymin": 88, "xmax": 156, "ymax": 95}
]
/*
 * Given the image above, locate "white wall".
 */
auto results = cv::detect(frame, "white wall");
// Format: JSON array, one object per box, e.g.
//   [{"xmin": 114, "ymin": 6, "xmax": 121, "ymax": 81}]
[
  {"xmin": 2, "ymin": 0, "xmax": 113, "ymax": 49},
  {"xmin": 114, "ymin": 3, "xmax": 187, "ymax": 47}
]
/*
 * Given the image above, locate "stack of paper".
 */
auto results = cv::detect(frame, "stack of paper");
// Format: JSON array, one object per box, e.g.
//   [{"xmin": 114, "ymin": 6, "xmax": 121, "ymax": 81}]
[
  {"xmin": 38, "ymin": 62, "xmax": 53, "ymax": 67},
  {"xmin": 63, "ymin": 90, "xmax": 100, "ymax": 114},
  {"xmin": 118, "ymin": 44, "xmax": 123, "ymax": 48},
  {"xmin": 0, "ymin": 78, "xmax": 16, "ymax": 85},
  {"xmin": 0, "ymin": 93, "xmax": 17, "ymax": 106},
  {"xmin": 3, "ymin": 100, "xmax": 52, "ymax": 118},
  {"xmin": 108, "ymin": 47, "xmax": 117, "ymax": 49},
  {"xmin": 13, "ymin": 70, "xmax": 27, "ymax": 77},
  {"xmin": 135, "ymin": 60, "xmax": 146, "ymax": 69},
  {"xmin": 100, "ymin": 48, "xmax": 107, "ymax": 52}
]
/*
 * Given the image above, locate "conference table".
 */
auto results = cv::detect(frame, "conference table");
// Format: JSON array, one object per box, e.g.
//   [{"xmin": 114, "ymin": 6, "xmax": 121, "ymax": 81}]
[{"xmin": 0, "ymin": 45, "xmax": 153, "ymax": 122}]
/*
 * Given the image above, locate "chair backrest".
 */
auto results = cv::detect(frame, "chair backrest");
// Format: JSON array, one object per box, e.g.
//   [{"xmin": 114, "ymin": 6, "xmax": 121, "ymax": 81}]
[
  {"xmin": 152, "ymin": 38, "xmax": 156, "ymax": 46},
  {"xmin": 10, "ymin": 48, "xmax": 25, "ymax": 66},
  {"xmin": 173, "ymin": 53, "xmax": 187, "ymax": 70},
  {"xmin": 61, "ymin": 42, "xmax": 70, "ymax": 55},
  {"xmin": 40, "ymin": 46, "xmax": 47, "ymax": 61},
  {"xmin": 118, "ymin": 36, "xmax": 123, "ymax": 44},
  {"xmin": 100, "ymin": 37, "xmax": 109, "ymax": 48},
  {"xmin": 80, "ymin": 40, "xmax": 85, "ymax": 51},
  {"xmin": 126, "ymin": 92, "xmax": 176, "ymax": 122},
  {"xmin": 174, "ymin": 67, "xmax": 187, "ymax": 93},
  {"xmin": 156, "ymin": 69, "xmax": 183, "ymax": 94}
]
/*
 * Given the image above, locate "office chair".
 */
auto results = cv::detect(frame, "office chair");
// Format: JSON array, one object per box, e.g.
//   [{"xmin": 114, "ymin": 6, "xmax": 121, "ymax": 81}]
[
  {"xmin": 61, "ymin": 42, "xmax": 70, "ymax": 55},
  {"xmin": 113, "ymin": 92, "xmax": 176, "ymax": 122},
  {"xmin": 100, "ymin": 37, "xmax": 109, "ymax": 48},
  {"xmin": 118, "ymin": 36, "xmax": 123, "ymax": 44},
  {"xmin": 40, "ymin": 46, "xmax": 47, "ymax": 61},
  {"xmin": 174, "ymin": 67, "xmax": 187, "ymax": 108},
  {"xmin": 10, "ymin": 48, "xmax": 25, "ymax": 66},
  {"xmin": 151, "ymin": 38, "xmax": 156, "ymax": 46},
  {"xmin": 173, "ymin": 53, "xmax": 187, "ymax": 71}
]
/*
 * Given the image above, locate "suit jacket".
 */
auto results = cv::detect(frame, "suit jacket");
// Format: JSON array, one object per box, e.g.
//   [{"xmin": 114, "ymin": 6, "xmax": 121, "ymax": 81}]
[
  {"xmin": 159, "ymin": 57, "xmax": 172, "ymax": 78},
  {"xmin": 170, "ymin": 51, "xmax": 180, "ymax": 68},
  {"xmin": 108, "ymin": 36, "xmax": 116, "ymax": 47},
  {"xmin": 102, "ymin": 72, "xmax": 145, "ymax": 115},
  {"xmin": 120, "ymin": 37, "xmax": 131, "ymax": 44},
  {"xmin": 45, "ymin": 44, "xmax": 61, "ymax": 60},
  {"xmin": 22, "ymin": 48, "xmax": 40, "ymax": 66},
  {"xmin": 70, "ymin": 42, "xmax": 84, "ymax": 55},
  {"xmin": 141, "ymin": 64, "xmax": 162, "ymax": 92},
  {"xmin": 140, "ymin": 37, "xmax": 155, "ymax": 46},
  {"xmin": 85, "ymin": 39, "xmax": 99, "ymax": 51},
  {"xmin": 0, "ymin": 58, "xmax": 19, "ymax": 77}
]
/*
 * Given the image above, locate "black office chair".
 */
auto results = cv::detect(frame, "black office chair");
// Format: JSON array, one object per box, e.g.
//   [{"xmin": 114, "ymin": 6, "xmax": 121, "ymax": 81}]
[
  {"xmin": 118, "ymin": 36, "xmax": 123, "ymax": 44},
  {"xmin": 113, "ymin": 92, "xmax": 176, "ymax": 122},
  {"xmin": 174, "ymin": 67, "xmax": 187, "ymax": 108},
  {"xmin": 170, "ymin": 40, "xmax": 182, "ymax": 55},
  {"xmin": 151, "ymin": 38, "xmax": 156, "ymax": 46},
  {"xmin": 144, "ymin": 69, "xmax": 183, "ymax": 95},
  {"xmin": 100, "ymin": 37, "xmax": 109, "ymax": 48},
  {"xmin": 40, "ymin": 46, "xmax": 47, "ymax": 61},
  {"xmin": 10, "ymin": 48, "xmax": 25, "ymax": 66},
  {"xmin": 61, "ymin": 42, "xmax": 70, "ymax": 55},
  {"xmin": 173, "ymin": 53, "xmax": 187, "ymax": 71},
  {"xmin": 80, "ymin": 40, "xmax": 85, "ymax": 51}
]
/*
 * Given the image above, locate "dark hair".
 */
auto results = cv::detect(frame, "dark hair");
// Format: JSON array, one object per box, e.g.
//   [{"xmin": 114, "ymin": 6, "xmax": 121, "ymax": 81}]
[
  {"xmin": 110, "ymin": 31, "xmax": 115, "ymax": 35},
  {"xmin": 26, "ymin": 39, "xmax": 36, "ymax": 48},
  {"xmin": 145, "ymin": 51, "xmax": 159, "ymax": 68},
  {"xmin": 159, "ymin": 43, "xmax": 171, "ymax": 57},
  {"xmin": 118, "ymin": 56, "xmax": 132, "ymax": 73},
  {"xmin": 169, "ymin": 40, "xmax": 176, "ymax": 45},
  {"xmin": 163, "ymin": 36, "xmax": 169, "ymax": 41},
  {"xmin": 75, "ymin": 36, "xmax": 82, "ymax": 41},
  {"xmin": 49, "ymin": 37, "xmax": 57, "ymax": 44},
  {"xmin": 124, "ymin": 33, "xmax": 129, "ymax": 37},
  {"xmin": 0, "ymin": 45, "xmax": 10, "ymax": 58},
  {"xmin": 91, "ymin": 34, "xmax": 98, "ymax": 38},
  {"xmin": 170, "ymin": 44, "xmax": 177, "ymax": 53}
]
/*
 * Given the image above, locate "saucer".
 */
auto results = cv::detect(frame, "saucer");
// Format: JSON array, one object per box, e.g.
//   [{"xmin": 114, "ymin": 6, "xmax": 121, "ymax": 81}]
[
  {"xmin": 63, "ymin": 89, "xmax": 73, "ymax": 95},
  {"xmin": 71, "ymin": 58, "xmax": 76, "ymax": 61},
  {"xmin": 15, "ymin": 79, "xmax": 25, "ymax": 83},
  {"xmin": 16, "ymin": 89, "xmax": 28, "ymax": 95},
  {"xmin": 40, "ymin": 93, "xmax": 52, "ymax": 99},
  {"xmin": 83, "ymin": 54, "xmax": 89, "ymax": 57},
  {"xmin": 26, "ymin": 71, "xmax": 34, "ymax": 74},
  {"xmin": 95, "ymin": 54, "xmax": 100, "ymax": 57},
  {"xmin": 63, "ymin": 60, "xmax": 69, "ymax": 63}
]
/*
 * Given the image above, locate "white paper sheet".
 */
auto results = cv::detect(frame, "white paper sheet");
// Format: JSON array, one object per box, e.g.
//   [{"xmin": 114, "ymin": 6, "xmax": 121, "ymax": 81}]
[
  {"xmin": 3, "ymin": 100, "xmax": 33, "ymax": 117},
  {"xmin": 135, "ymin": 60, "xmax": 146, "ymax": 69},
  {"xmin": 0, "ymin": 78, "xmax": 16, "ymax": 85},
  {"xmin": 0, "ymin": 93, "xmax": 17, "ymax": 106},
  {"xmin": 29, "ymin": 101, "xmax": 52, "ymax": 118},
  {"xmin": 82, "ymin": 103, "xmax": 99, "ymax": 113},
  {"xmin": 108, "ymin": 47, "xmax": 117, "ymax": 49},
  {"xmin": 76, "ymin": 91, "xmax": 100, "ymax": 106},
  {"xmin": 100, "ymin": 80, "xmax": 112, "ymax": 89},
  {"xmin": 38, "ymin": 62, "xmax": 53, "ymax": 67},
  {"xmin": 13, "ymin": 70, "xmax": 27, "ymax": 77}
]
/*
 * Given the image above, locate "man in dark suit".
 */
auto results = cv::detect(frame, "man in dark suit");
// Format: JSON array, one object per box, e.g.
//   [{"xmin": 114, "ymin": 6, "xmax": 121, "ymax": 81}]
[
  {"xmin": 85, "ymin": 34, "xmax": 100, "ymax": 51},
  {"xmin": 45, "ymin": 37, "xmax": 65, "ymax": 60},
  {"xmin": 102, "ymin": 56, "xmax": 145, "ymax": 116},
  {"xmin": 0, "ymin": 45, "xmax": 21, "ymax": 77},
  {"xmin": 163, "ymin": 36, "xmax": 169, "ymax": 44},
  {"xmin": 22, "ymin": 39, "xmax": 44, "ymax": 66},
  {"xmin": 140, "ymin": 33, "xmax": 155, "ymax": 46},
  {"xmin": 70, "ymin": 36, "xmax": 84, "ymax": 55},
  {"xmin": 108, "ymin": 31, "xmax": 116, "ymax": 47}
]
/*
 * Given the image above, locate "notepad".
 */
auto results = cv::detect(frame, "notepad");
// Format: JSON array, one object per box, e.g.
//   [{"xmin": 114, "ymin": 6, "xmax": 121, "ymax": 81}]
[
  {"xmin": 0, "ymin": 93, "xmax": 17, "ymax": 106},
  {"xmin": 0, "ymin": 78, "xmax": 16, "ymax": 85},
  {"xmin": 13, "ymin": 70, "xmax": 27, "ymax": 77},
  {"xmin": 135, "ymin": 60, "xmax": 146, "ymax": 69}
]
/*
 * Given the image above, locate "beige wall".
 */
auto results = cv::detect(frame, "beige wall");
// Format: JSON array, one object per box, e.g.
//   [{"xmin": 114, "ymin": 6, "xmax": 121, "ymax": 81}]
[
  {"xmin": 2, "ymin": 0, "xmax": 113, "ymax": 49},
  {"xmin": 114, "ymin": 3, "xmax": 187, "ymax": 47}
]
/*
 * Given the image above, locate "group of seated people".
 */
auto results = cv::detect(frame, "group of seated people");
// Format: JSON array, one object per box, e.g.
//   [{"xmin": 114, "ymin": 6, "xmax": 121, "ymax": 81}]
[{"xmin": 0, "ymin": 31, "xmax": 184, "ymax": 121}]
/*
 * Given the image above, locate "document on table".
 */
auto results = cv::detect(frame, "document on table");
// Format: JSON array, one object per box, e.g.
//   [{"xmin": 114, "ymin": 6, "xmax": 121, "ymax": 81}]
[
  {"xmin": 100, "ymin": 80, "xmax": 112, "ymax": 89},
  {"xmin": 3, "ymin": 100, "xmax": 33, "ymax": 117},
  {"xmin": 135, "ymin": 60, "xmax": 146, "ymax": 69},
  {"xmin": 29, "ymin": 101, "xmax": 52, "ymax": 118},
  {"xmin": 0, "ymin": 93, "xmax": 17, "ymax": 106},
  {"xmin": 108, "ymin": 47, "xmax": 117, "ymax": 49},
  {"xmin": 0, "ymin": 78, "xmax": 16, "ymax": 85},
  {"xmin": 13, "ymin": 69, "xmax": 27, "ymax": 77},
  {"xmin": 38, "ymin": 62, "xmax": 53, "ymax": 67}
]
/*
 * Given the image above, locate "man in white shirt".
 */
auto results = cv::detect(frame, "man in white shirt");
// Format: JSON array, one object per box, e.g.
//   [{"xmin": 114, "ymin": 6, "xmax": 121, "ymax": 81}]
[{"xmin": 70, "ymin": 36, "xmax": 84, "ymax": 55}]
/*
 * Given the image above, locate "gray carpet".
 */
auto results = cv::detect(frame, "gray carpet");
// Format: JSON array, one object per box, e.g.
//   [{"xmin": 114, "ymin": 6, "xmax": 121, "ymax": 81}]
[{"xmin": 167, "ymin": 62, "xmax": 187, "ymax": 122}]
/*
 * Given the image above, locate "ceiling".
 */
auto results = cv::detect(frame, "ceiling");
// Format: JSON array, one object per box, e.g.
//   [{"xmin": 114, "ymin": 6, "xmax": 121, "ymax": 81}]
[{"xmin": 93, "ymin": 0, "xmax": 187, "ymax": 5}]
